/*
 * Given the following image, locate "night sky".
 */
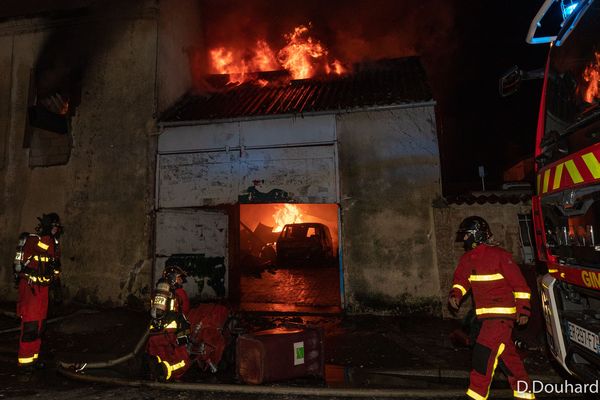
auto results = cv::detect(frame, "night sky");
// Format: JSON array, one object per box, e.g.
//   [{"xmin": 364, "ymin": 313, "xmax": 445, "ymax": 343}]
[{"xmin": 200, "ymin": 0, "xmax": 550, "ymax": 195}]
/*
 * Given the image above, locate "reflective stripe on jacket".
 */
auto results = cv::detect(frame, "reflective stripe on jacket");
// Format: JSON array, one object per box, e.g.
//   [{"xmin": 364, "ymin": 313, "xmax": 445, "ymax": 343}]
[
  {"xmin": 22, "ymin": 234, "xmax": 60, "ymax": 285},
  {"xmin": 450, "ymin": 244, "xmax": 531, "ymax": 319}
]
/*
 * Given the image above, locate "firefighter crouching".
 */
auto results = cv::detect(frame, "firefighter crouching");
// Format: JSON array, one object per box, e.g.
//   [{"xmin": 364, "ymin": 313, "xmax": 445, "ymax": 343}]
[
  {"xmin": 448, "ymin": 216, "xmax": 535, "ymax": 400},
  {"xmin": 15, "ymin": 213, "xmax": 63, "ymax": 373},
  {"xmin": 145, "ymin": 263, "xmax": 191, "ymax": 381}
]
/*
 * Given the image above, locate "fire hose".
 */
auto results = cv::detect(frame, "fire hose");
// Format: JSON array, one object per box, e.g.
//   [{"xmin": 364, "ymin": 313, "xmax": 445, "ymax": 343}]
[
  {"xmin": 3, "ymin": 307, "xmax": 564, "ymax": 398},
  {"xmin": 0, "ymin": 313, "xmax": 544, "ymax": 399},
  {"xmin": 58, "ymin": 328, "xmax": 150, "ymax": 372},
  {"xmin": 56, "ymin": 362, "xmax": 579, "ymax": 399},
  {"xmin": 0, "ymin": 309, "xmax": 98, "ymax": 335},
  {"xmin": 54, "ymin": 327, "xmax": 567, "ymax": 399},
  {"xmin": 57, "ymin": 365, "xmax": 520, "ymax": 398}
]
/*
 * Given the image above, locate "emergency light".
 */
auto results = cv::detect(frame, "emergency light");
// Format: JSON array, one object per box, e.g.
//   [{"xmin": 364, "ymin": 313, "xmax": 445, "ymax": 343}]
[
  {"xmin": 527, "ymin": 0, "xmax": 593, "ymax": 45},
  {"xmin": 561, "ymin": 0, "xmax": 580, "ymax": 19}
]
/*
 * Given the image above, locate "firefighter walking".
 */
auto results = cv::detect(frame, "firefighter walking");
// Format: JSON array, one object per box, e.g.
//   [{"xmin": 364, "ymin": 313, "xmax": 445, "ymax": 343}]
[
  {"xmin": 448, "ymin": 216, "xmax": 535, "ymax": 400},
  {"xmin": 15, "ymin": 213, "xmax": 63, "ymax": 373}
]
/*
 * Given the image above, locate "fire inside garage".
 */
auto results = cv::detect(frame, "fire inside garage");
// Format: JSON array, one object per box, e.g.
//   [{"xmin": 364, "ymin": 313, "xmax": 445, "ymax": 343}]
[
  {"xmin": 239, "ymin": 203, "xmax": 341, "ymax": 312},
  {"xmin": 157, "ymin": 55, "xmax": 440, "ymax": 314}
]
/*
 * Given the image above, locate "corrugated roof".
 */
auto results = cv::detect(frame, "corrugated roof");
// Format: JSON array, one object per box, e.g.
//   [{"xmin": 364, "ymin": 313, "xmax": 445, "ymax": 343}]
[
  {"xmin": 441, "ymin": 194, "xmax": 532, "ymax": 206},
  {"xmin": 160, "ymin": 57, "xmax": 433, "ymax": 123}
]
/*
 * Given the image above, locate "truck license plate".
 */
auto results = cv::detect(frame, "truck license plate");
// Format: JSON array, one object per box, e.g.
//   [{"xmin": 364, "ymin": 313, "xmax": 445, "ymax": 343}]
[{"xmin": 568, "ymin": 322, "xmax": 600, "ymax": 354}]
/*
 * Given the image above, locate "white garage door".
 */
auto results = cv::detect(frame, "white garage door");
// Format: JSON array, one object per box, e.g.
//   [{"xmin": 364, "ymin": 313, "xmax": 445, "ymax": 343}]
[
  {"xmin": 155, "ymin": 209, "xmax": 228, "ymax": 300},
  {"xmin": 155, "ymin": 114, "xmax": 339, "ymax": 300},
  {"xmin": 157, "ymin": 114, "xmax": 339, "ymax": 206}
]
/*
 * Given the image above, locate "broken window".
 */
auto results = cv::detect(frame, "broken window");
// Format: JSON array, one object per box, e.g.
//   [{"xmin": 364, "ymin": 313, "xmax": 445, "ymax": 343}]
[{"xmin": 25, "ymin": 65, "xmax": 81, "ymax": 168}]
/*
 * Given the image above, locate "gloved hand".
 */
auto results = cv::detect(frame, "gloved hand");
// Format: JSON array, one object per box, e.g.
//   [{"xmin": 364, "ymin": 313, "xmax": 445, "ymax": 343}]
[{"xmin": 516, "ymin": 314, "xmax": 529, "ymax": 326}]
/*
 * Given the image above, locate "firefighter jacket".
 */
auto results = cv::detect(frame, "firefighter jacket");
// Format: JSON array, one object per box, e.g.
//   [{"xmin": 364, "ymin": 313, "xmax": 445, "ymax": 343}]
[
  {"xmin": 174, "ymin": 287, "xmax": 190, "ymax": 316},
  {"xmin": 450, "ymin": 244, "xmax": 531, "ymax": 320},
  {"xmin": 21, "ymin": 234, "xmax": 61, "ymax": 286}
]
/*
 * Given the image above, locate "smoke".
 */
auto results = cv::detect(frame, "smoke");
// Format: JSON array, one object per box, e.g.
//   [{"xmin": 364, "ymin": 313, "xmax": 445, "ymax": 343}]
[{"xmin": 33, "ymin": 0, "xmax": 146, "ymax": 111}]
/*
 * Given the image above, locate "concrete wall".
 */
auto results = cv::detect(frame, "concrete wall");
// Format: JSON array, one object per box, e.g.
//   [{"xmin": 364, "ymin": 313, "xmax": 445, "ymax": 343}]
[
  {"xmin": 337, "ymin": 105, "xmax": 443, "ymax": 315},
  {"xmin": 0, "ymin": 1, "xmax": 196, "ymax": 306},
  {"xmin": 433, "ymin": 201, "xmax": 532, "ymax": 319},
  {"xmin": 157, "ymin": 0, "xmax": 203, "ymax": 114}
]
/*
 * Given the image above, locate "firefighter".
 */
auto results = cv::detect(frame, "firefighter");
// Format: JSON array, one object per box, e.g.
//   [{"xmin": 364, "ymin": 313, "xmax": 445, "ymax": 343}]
[
  {"xmin": 162, "ymin": 261, "xmax": 190, "ymax": 316},
  {"xmin": 16, "ymin": 213, "xmax": 63, "ymax": 374},
  {"xmin": 448, "ymin": 216, "xmax": 535, "ymax": 400},
  {"xmin": 145, "ymin": 261, "xmax": 191, "ymax": 381}
]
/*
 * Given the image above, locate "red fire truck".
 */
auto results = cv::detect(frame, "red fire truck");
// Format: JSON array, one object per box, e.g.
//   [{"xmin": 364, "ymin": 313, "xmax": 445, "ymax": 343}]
[{"xmin": 509, "ymin": 0, "xmax": 600, "ymax": 381}]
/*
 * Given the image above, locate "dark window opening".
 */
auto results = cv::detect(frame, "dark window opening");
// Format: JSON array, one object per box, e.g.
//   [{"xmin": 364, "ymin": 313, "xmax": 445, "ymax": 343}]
[
  {"xmin": 25, "ymin": 66, "xmax": 82, "ymax": 167},
  {"xmin": 541, "ymin": 186, "xmax": 600, "ymax": 268}
]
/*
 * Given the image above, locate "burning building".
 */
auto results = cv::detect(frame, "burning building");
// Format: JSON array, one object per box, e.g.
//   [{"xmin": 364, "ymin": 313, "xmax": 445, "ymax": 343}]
[
  {"xmin": 157, "ymin": 54, "xmax": 441, "ymax": 312},
  {"xmin": 0, "ymin": 0, "xmax": 444, "ymax": 314}
]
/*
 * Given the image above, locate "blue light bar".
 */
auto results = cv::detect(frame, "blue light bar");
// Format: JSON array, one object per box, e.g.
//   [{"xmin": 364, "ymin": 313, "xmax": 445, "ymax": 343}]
[{"xmin": 561, "ymin": 0, "xmax": 580, "ymax": 19}]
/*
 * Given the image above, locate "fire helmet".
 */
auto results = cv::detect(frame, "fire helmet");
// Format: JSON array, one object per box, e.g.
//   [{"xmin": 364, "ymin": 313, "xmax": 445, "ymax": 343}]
[
  {"xmin": 456, "ymin": 216, "xmax": 492, "ymax": 250},
  {"xmin": 36, "ymin": 212, "xmax": 63, "ymax": 236},
  {"xmin": 163, "ymin": 259, "xmax": 187, "ymax": 287}
]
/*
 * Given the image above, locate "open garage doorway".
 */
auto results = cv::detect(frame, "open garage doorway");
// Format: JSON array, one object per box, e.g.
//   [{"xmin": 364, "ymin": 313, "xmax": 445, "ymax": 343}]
[{"xmin": 239, "ymin": 203, "xmax": 342, "ymax": 313}]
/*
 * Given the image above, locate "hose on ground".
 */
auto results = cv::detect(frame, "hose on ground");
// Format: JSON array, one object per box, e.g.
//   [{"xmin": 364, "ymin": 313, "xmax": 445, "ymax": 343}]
[
  {"xmin": 0, "ymin": 310, "xmax": 17, "ymax": 319},
  {"xmin": 367, "ymin": 368, "xmax": 564, "ymax": 384},
  {"xmin": 55, "ymin": 327, "xmax": 514, "ymax": 398},
  {"xmin": 58, "ymin": 328, "xmax": 150, "ymax": 371},
  {"xmin": 57, "ymin": 367, "xmax": 519, "ymax": 398},
  {"xmin": 0, "ymin": 309, "xmax": 98, "ymax": 335},
  {"xmin": 48, "ymin": 322, "xmax": 568, "ymax": 398}
]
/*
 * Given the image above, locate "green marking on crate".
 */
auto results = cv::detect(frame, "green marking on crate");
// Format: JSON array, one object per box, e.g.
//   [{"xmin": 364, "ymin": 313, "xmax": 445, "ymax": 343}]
[{"xmin": 293, "ymin": 341, "xmax": 305, "ymax": 365}]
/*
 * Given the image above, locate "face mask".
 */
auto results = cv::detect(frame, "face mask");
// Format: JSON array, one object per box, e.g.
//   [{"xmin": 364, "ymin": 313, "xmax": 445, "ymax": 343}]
[{"xmin": 463, "ymin": 235, "xmax": 477, "ymax": 251}]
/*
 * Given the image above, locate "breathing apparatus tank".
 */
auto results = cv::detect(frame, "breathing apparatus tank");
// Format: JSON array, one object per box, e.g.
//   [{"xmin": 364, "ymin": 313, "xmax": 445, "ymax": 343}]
[
  {"xmin": 150, "ymin": 279, "xmax": 173, "ymax": 320},
  {"xmin": 13, "ymin": 233, "xmax": 29, "ymax": 274}
]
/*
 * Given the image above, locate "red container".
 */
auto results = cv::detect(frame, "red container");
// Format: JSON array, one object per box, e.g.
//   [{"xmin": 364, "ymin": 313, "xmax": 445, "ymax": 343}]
[{"xmin": 236, "ymin": 326, "xmax": 324, "ymax": 384}]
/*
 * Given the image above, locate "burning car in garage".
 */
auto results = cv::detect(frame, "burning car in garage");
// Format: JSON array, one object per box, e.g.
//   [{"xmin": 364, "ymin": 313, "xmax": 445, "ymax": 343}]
[{"xmin": 276, "ymin": 222, "xmax": 335, "ymax": 267}]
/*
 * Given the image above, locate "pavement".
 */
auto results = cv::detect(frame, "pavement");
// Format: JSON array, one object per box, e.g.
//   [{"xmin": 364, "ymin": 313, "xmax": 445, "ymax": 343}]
[
  {"xmin": 0, "ymin": 297, "xmax": 574, "ymax": 399},
  {"xmin": 0, "ymin": 258, "xmax": 569, "ymax": 399},
  {"xmin": 239, "ymin": 264, "xmax": 342, "ymax": 314}
]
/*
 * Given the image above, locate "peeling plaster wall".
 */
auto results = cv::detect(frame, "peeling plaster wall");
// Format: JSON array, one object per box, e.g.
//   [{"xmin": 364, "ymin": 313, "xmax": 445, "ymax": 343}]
[
  {"xmin": 337, "ymin": 106, "xmax": 442, "ymax": 315},
  {"xmin": 433, "ymin": 202, "xmax": 532, "ymax": 319},
  {"xmin": 157, "ymin": 0, "xmax": 203, "ymax": 114},
  {"xmin": 0, "ymin": 2, "xmax": 171, "ymax": 305}
]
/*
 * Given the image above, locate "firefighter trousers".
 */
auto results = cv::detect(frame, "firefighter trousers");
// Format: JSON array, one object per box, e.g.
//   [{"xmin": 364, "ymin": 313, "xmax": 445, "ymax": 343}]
[
  {"xmin": 17, "ymin": 279, "xmax": 48, "ymax": 366},
  {"xmin": 146, "ymin": 331, "xmax": 190, "ymax": 381},
  {"xmin": 467, "ymin": 319, "xmax": 535, "ymax": 400}
]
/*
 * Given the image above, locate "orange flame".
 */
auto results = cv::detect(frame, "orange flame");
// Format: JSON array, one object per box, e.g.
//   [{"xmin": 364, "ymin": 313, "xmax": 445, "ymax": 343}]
[
  {"xmin": 253, "ymin": 40, "xmax": 279, "ymax": 71},
  {"xmin": 277, "ymin": 25, "xmax": 327, "ymax": 79},
  {"xmin": 272, "ymin": 204, "xmax": 303, "ymax": 233},
  {"xmin": 209, "ymin": 40, "xmax": 278, "ymax": 84},
  {"xmin": 582, "ymin": 51, "xmax": 600, "ymax": 104},
  {"xmin": 325, "ymin": 59, "xmax": 348, "ymax": 76},
  {"xmin": 208, "ymin": 24, "xmax": 348, "ymax": 84}
]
